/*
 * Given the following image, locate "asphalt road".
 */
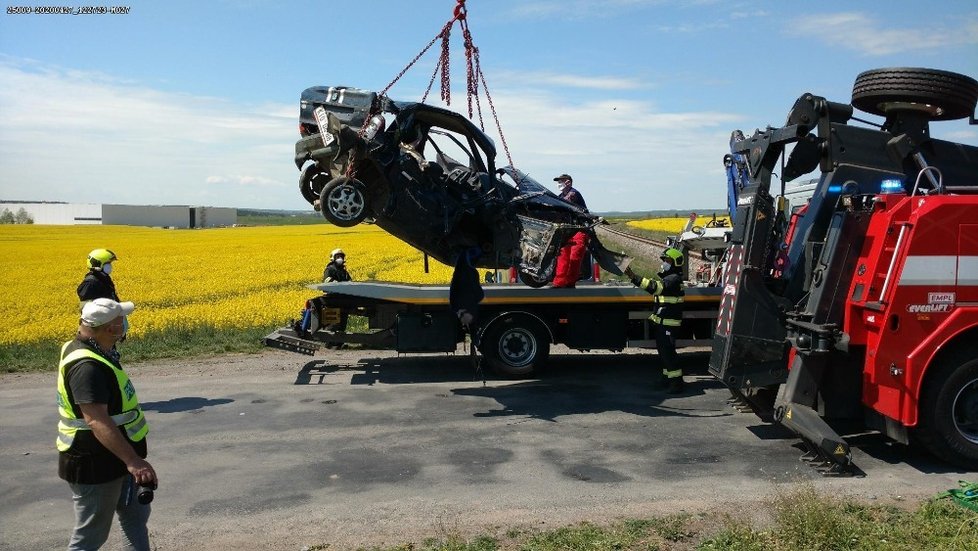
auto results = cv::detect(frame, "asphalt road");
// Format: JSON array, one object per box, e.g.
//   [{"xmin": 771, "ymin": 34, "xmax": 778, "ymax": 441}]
[{"xmin": 2, "ymin": 346, "xmax": 975, "ymax": 550}]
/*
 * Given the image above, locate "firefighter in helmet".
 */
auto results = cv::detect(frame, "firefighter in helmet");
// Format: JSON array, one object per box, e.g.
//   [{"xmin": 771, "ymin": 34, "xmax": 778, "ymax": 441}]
[
  {"xmin": 323, "ymin": 248, "xmax": 352, "ymax": 283},
  {"xmin": 77, "ymin": 249, "xmax": 121, "ymax": 306},
  {"xmin": 624, "ymin": 247, "xmax": 686, "ymax": 393},
  {"xmin": 321, "ymin": 248, "xmax": 352, "ymax": 347}
]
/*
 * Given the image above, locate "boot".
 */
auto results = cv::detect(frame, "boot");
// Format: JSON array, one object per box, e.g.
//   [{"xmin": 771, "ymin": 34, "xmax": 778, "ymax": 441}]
[{"xmin": 666, "ymin": 376, "xmax": 685, "ymax": 394}]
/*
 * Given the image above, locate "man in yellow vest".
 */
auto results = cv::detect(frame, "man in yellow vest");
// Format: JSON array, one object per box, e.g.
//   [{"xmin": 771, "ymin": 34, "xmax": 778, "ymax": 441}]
[
  {"xmin": 625, "ymin": 247, "xmax": 687, "ymax": 394},
  {"xmin": 57, "ymin": 297, "xmax": 156, "ymax": 551}
]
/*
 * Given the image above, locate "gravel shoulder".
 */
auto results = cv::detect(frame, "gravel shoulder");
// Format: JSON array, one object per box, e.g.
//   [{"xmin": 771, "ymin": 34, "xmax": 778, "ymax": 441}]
[{"xmin": 2, "ymin": 347, "xmax": 974, "ymax": 550}]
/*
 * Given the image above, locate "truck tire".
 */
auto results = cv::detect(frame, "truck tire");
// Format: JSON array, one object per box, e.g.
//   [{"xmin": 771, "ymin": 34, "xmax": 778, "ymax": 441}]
[
  {"xmin": 914, "ymin": 348, "xmax": 978, "ymax": 469},
  {"xmin": 479, "ymin": 314, "xmax": 550, "ymax": 378},
  {"xmin": 319, "ymin": 176, "xmax": 369, "ymax": 227},
  {"xmin": 851, "ymin": 67, "xmax": 978, "ymax": 121}
]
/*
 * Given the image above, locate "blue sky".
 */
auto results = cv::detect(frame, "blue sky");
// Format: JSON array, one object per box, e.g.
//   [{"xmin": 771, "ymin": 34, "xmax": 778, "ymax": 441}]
[{"xmin": 1, "ymin": 0, "xmax": 976, "ymax": 213}]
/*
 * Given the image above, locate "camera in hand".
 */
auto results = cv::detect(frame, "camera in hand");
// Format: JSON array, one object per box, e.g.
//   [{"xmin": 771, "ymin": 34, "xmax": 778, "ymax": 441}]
[{"xmin": 136, "ymin": 482, "xmax": 157, "ymax": 505}]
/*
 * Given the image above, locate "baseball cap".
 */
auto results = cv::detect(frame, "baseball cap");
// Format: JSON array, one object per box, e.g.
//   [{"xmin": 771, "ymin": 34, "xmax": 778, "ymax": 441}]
[
  {"xmin": 81, "ymin": 298, "xmax": 135, "ymax": 328},
  {"xmin": 553, "ymin": 173, "xmax": 573, "ymax": 182}
]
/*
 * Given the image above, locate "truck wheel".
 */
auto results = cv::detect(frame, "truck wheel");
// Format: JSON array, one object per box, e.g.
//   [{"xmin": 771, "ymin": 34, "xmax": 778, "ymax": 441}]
[
  {"xmin": 320, "ymin": 176, "xmax": 369, "ymax": 227},
  {"xmin": 914, "ymin": 349, "xmax": 978, "ymax": 469},
  {"xmin": 299, "ymin": 163, "xmax": 330, "ymax": 206},
  {"xmin": 851, "ymin": 67, "xmax": 978, "ymax": 121},
  {"xmin": 480, "ymin": 314, "xmax": 550, "ymax": 378}
]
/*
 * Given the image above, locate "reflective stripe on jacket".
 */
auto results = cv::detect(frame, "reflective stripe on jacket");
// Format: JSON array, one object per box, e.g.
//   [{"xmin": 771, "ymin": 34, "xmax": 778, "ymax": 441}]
[
  {"xmin": 634, "ymin": 271, "xmax": 684, "ymax": 327},
  {"xmin": 56, "ymin": 342, "xmax": 148, "ymax": 452}
]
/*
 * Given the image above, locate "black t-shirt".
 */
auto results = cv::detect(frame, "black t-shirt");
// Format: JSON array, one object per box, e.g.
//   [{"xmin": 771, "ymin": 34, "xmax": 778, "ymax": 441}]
[
  {"xmin": 58, "ymin": 338, "xmax": 147, "ymax": 484},
  {"xmin": 76, "ymin": 270, "xmax": 120, "ymax": 303}
]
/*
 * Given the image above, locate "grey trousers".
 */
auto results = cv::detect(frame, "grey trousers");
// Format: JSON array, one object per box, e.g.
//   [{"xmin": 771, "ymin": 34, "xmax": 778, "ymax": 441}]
[{"xmin": 67, "ymin": 475, "xmax": 151, "ymax": 551}]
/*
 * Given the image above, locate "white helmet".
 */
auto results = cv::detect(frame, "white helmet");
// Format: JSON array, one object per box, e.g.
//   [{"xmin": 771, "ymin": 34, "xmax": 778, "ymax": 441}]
[{"xmin": 330, "ymin": 248, "xmax": 345, "ymax": 260}]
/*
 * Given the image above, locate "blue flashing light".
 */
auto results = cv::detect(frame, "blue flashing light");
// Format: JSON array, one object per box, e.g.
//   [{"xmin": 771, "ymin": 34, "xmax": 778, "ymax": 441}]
[
  {"xmin": 880, "ymin": 179, "xmax": 904, "ymax": 194},
  {"xmin": 827, "ymin": 185, "xmax": 842, "ymax": 193}
]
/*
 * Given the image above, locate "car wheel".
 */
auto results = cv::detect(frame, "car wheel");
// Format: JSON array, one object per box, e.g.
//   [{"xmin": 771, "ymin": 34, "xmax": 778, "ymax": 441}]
[
  {"xmin": 479, "ymin": 314, "xmax": 550, "ymax": 378},
  {"xmin": 914, "ymin": 347, "xmax": 978, "ymax": 469},
  {"xmin": 319, "ymin": 176, "xmax": 369, "ymax": 227},
  {"xmin": 299, "ymin": 164, "xmax": 331, "ymax": 206},
  {"xmin": 851, "ymin": 67, "xmax": 978, "ymax": 121}
]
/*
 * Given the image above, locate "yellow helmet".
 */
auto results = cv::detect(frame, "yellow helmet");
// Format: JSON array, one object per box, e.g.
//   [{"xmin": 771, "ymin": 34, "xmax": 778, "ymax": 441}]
[
  {"xmin": 87, "ymin": 248, "xmax": 117, "ymax": 270},
  {"xmin": 330, "ymin": 248, "xmax": 345, "ymax": 260},
  {"xmin": 661, "ymin": 247, "xmax": 684, "ymax": 266}
]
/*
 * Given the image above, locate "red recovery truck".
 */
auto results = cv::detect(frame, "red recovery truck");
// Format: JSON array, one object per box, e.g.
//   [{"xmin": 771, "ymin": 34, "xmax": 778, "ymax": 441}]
[{"xmin": 709, "ymin": 67, "xmax": 978, "ymax": 473}]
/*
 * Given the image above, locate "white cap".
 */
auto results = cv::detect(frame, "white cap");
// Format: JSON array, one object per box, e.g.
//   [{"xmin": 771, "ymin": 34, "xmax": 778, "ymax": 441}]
[{"xmin": 81, "ymin": 298, "xmax": 135, "ymax": 328}]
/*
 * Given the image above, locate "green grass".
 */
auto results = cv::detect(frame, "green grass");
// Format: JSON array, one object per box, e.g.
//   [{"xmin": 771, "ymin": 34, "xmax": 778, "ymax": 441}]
[
  {"xmin": 2, "ymin": 316, "xmax": 374, "ymax": 373},
  {"xmin": 335, "ymin": 486, "xmax": 978, "ymax": 551},
  {"xmin": 1, "ymin": 324, "xmax": 276, "ymax": 373},
  {"xmin": 599, "ymin": 222, "xmax": 673, "ymax": 283}
]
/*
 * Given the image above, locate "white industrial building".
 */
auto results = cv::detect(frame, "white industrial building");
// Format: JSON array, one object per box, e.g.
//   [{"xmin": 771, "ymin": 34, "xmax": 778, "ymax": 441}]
[{"xmin": 0, "ymin": 202, "xmax": 236, "ymax": 228}]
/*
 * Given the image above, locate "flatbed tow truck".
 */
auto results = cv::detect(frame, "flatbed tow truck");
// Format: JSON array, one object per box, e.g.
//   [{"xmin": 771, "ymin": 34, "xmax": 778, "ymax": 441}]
[{"xmin": 264, "ymin": 280, "xmax": 720, "ymax": 377}]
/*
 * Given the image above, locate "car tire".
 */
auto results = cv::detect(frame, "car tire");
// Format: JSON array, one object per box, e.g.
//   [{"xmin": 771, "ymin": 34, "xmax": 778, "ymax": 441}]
[
  {"xmin": 913, "ymin": 347, "xmax": 978, "ymax": 469},
  {"xmin": 319, "ymin": 176, "xmax": 369, "ymax": 227},
  {"xmin": 299, "ymin": 163, "xmax": 331, "ymax": 206},
  {"xmin": 851, "ymin": 67, "xmax": 978, "ymax": 121},
  {"xmin": 479, "ymin": 314, "xmax": 550, "ymax": 378}
]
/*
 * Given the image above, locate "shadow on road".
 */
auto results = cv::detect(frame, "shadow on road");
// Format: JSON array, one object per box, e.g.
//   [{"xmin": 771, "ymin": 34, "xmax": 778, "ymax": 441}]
[
  {"xmin": 141, "ymin": 397, "xmax": 234, "ymax": 413},
  {"xmin": 294, "ymin": 350, "xmax": 716, "ymax": 386}
]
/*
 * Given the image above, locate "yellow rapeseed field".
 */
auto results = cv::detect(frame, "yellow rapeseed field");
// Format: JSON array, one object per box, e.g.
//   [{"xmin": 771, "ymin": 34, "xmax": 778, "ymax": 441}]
[
  {"xmin": 626, "ymin": 214, "xmax": 730, "ymax": 234},
  {"xmin": 2, "ymin": 224, "xmax": 452, "ymax": 346}
]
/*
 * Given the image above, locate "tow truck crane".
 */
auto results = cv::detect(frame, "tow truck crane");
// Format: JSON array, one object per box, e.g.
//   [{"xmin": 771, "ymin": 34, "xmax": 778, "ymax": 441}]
[{"xmin": 709, "ymin": 67, "xmax": 978, "ymax": 472}]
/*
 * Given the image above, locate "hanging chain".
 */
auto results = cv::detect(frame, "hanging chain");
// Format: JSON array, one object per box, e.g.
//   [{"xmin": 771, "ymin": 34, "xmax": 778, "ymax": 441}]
[
  {"xmin": 439, "ymin": 24, "xmax": 452, "ymax": 105},
  {"xmin": 360, "ymin": 0, "xmax": 519, "ymax": 177}
]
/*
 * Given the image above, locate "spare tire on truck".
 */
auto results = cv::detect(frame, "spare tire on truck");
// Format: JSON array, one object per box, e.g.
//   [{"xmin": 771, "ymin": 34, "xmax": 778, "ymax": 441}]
[{"xmin": 851, "ymin": 67, "xmax": 978, "ymax": 121}]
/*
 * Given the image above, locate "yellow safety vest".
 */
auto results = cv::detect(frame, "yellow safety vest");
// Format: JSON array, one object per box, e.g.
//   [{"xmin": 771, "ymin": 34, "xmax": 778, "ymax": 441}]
[{"xmin": 56, "ymin": 342, "xmax": 148, "ymax": 452}]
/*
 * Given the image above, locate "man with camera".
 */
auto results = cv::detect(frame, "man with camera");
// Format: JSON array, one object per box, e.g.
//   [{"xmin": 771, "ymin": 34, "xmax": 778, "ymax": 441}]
[{"xmin": 57, "ymin": 298, "xmax": 157, "ymax": 551}]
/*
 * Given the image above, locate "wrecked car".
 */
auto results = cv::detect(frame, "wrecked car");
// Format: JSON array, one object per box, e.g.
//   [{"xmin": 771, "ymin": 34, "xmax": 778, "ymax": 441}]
[{"xmin": 293, "ymin": 85, "xmax": 627, "ymax": 286}]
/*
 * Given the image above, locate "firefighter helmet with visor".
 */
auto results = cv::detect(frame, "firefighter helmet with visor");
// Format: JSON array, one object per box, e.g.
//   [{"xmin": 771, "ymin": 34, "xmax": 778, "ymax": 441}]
[
  {"xmin": 87, "ymin": 249, "xmax": 118, "ymax": 270},
  {"xmin": 661, "ymin": 247, "xmax": 684, "ymax": 267}
]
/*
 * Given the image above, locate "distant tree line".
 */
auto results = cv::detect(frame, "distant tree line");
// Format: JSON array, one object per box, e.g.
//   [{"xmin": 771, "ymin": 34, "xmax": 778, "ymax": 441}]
[{"xmin": 0, "ymin": 207, "xmax": 34, "ymax": 224}]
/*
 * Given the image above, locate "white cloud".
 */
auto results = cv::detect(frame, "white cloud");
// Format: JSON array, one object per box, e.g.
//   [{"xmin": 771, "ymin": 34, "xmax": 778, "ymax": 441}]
[
  {"xmin": 437, "ymin": 87, "xmax": 744, "ymax": 211},
  {"xmin": 492, "ymin": 70, "xmax": 645, "ymax": 91},
  {"xmin": 505, "ymin": 0, "xmax": 667, "ymax": 20},
  {"xmin": 790, "ymin": 13, "xmax": 978, "ymax": 56},
  {"xmin": 205, "ymin": 175, "xmax": 285, "ymax": 188},
  {"xmin": 0, "ymin": 57, "xmax": 743, "ymax": 212},
  {"xmin": 0, "ymin": 57, "xmax": 298, "ymax": 209},
  {"xmin": 653, "ymin": 21, "xmax": 728, "ymax": 33},
  {"xmin": 945, "ymin": 129, "xmax": 978, "ymax": 142}
]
